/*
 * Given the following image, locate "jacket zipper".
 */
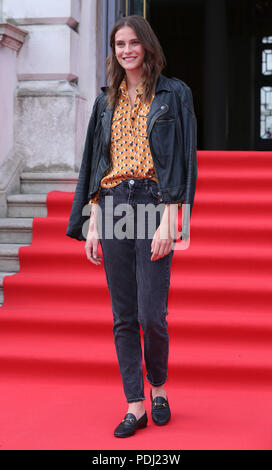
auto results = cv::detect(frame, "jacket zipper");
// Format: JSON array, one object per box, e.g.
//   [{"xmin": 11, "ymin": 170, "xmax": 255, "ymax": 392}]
[
  {"xmin": 147, "ymin": 104, "xmax": 169, "ymax": 200},
  {"xmin": 89, "ymin": 110, "xmax": 109, "ymax": 198},
  {"xmin": 148, "ymin": 104, "xmax": 169, "ymax": 135},
  {"xmin": 89, "ymin": 161, "xmax": 110, "ymax": 199}
]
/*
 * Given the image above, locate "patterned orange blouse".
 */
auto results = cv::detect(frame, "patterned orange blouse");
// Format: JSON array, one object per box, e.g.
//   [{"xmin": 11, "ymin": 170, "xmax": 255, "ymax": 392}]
[{"xmin": 88, "ymin": 75, "xmax": 181, "ymax": 208}]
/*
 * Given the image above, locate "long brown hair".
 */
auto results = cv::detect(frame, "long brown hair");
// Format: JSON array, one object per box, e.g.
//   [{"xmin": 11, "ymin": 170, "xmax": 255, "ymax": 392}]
[{"xmin": 105, "ymin": 15, "xmax": 167, "ymax": 109}]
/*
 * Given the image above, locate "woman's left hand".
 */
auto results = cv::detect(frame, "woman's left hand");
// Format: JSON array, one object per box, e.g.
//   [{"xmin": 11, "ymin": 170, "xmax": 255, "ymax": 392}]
[
  {"xmin": 150, "ymin": 222, "xmax": 174, "ymax": 261},
  {"xmin": 150, "ymin": 204, "xmax": 178, "ymax": 261}
]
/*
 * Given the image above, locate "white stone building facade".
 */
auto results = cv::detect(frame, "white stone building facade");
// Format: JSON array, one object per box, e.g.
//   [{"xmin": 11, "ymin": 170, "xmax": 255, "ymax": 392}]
[{"xmin": 0, "ymin": 0, "xmax": 102, "ymax": 215}]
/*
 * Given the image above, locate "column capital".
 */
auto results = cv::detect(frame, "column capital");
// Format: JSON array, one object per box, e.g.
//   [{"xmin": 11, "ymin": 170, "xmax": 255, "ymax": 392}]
[{"xmin": 0, "ymin": 23, "xmax": 28, "ymax": 52}]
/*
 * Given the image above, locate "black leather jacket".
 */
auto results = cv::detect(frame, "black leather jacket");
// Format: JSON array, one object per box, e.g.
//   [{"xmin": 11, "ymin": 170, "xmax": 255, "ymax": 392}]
[{"xmin": 66, "ymin": 73, "xmax": 197, "ymax": 241}]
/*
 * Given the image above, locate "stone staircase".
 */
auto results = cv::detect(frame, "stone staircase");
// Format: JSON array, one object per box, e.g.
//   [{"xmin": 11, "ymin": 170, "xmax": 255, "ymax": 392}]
[{"xmin": 0, "ymin": 172, "xmax": 78, "ymax": 306}]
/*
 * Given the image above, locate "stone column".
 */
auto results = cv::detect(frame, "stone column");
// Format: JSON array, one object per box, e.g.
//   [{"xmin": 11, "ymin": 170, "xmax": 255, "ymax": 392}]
[
  {"xmin": 0, "ymin": 22, "xmax": 27, "ymax": 216},
  {"xmin": 0, "ymin": 23, "xmax": 27, "ymax": 165}
]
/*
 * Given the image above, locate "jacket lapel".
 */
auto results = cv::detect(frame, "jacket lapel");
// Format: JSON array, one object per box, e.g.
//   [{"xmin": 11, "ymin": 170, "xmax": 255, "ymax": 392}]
[{"xmin": 101, "ymin": 106, "xmax": 114, "ymax": 152}]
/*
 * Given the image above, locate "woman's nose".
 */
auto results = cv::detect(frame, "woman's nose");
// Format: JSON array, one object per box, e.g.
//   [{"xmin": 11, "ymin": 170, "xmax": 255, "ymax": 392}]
[{"xmin": 124, "ymin": 43, "xmax": 132, "ymax": 53}]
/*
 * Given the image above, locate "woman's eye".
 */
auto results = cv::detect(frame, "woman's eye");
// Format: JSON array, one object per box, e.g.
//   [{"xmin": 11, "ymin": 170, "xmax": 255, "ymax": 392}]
[{"xmin": 116, "ymin": 41, "xmax": 139, "ymax": 46}]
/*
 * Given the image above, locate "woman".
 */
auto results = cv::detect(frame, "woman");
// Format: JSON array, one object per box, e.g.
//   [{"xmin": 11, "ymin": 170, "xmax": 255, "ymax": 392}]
[{"xmin": 66, "ymin": 14, "xmax": 197, "ymax": 438}]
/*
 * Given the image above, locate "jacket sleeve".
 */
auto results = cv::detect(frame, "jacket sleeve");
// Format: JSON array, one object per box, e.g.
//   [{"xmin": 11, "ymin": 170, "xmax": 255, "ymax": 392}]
[
  {"xmin": 177, "ymin": 83, "xmax": 198, "ymax": 240},
  {"xmin": 65, "ymin": 94, "xmax": 101, "ymax": 241}
]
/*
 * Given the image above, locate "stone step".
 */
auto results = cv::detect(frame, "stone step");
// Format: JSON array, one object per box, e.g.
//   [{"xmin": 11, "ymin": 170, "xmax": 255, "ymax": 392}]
[
  {"xmin": 20, "ymin": 172, "xmax": 78, "ymax": 194},
  {"xmin": 0, "ymin": 244, "xmax": 29, "ymax": 272},
  {"xmin": 0, "ymin": 171, "xmax": 79, "ymax": 306},
  {"xmin": 0, "ymin": 272, "xmax": 17, "ymax": 306},
  {"xmin": 7, "ymin": 194, "xmax": 48, "ymax": 217},
  {"xmin": 0, "ymin": 218, "xmax": 33, "ymax": 244}
]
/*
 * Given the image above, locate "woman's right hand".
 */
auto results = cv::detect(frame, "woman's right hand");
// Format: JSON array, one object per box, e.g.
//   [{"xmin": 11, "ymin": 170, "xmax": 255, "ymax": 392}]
[{"xmin": 85, "ymin": 208, "xmax": 103, "ymax": 265}]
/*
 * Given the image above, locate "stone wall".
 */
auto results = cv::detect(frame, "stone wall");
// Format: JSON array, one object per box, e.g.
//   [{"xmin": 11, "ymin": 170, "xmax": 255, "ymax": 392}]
[{"xmin": 1, "ymin": 0, "xmax": 98, "ymax": 172}]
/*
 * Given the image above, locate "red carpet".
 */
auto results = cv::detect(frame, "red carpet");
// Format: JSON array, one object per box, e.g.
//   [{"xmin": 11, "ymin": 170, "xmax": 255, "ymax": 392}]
[{"xmin": 1, "ymin": 150, "xmax": 272, "ymax": 450}]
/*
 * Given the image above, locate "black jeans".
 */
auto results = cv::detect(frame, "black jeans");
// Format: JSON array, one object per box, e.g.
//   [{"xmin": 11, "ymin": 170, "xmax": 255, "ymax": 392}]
[{"xmin": 97, "ymin": 178, "xmax": 175, "ymax": 403}]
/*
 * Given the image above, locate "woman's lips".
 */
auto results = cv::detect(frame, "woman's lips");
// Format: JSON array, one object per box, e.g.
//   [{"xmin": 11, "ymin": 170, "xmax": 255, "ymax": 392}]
[{"xmin": 123, "ymin": 57, "xmax": 137, "ymax": 61}]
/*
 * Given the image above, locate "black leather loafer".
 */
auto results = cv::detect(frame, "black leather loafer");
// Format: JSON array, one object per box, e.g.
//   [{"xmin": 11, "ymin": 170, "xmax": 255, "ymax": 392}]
[
  {"xmin": 150, "ymin": 390, "xmax": 171, "ymax": 425},
  {"xmin": 114, "ymin": 411, "xmax": 148, "ymax": 437}
]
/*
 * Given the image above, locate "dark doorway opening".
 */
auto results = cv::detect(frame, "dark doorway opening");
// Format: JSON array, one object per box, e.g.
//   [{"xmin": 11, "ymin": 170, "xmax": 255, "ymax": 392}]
[
  {"xmin": 149, "ymin": 0, "xmax": 204, "ymax": 149},
  {"xmin": 147, "ymin": 0, "xmax": 272, "ymax": 150}
]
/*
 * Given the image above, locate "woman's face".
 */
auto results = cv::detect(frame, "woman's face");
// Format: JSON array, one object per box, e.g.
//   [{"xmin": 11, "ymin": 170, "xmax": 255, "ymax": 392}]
[{"xmin": 114, "ymin": 26, "xmax": 145, "ymax": 74}]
